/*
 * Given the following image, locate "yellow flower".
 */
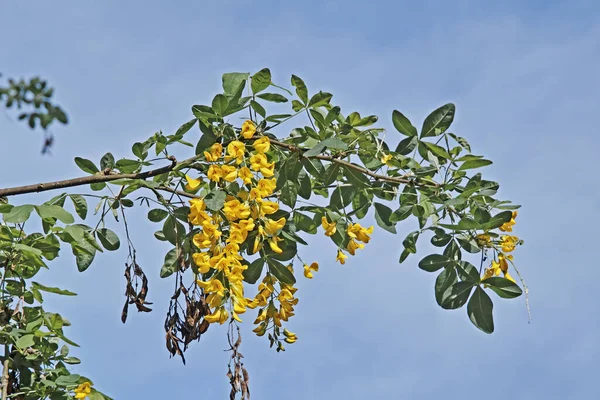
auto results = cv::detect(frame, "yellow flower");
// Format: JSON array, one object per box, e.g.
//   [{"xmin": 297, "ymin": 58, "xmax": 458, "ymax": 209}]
[
  {"xmin": 204, "ymin": 143, "xmax": 223, "ymax": 162},
  {"xmin": 499, "ymin": 211, "xmax": 518, "ymax": 232},
  {"xmin": 188, "ymin": 198, "xmax": 212, "ymax": 225},
  {"xmin": 303, "ymin": 262, "xmax": 319, "ymax": 279},
  {"xmin": 220, "ymin": 165, "xmax": 238, "ymax": 182},
  {"xmin": 253, "ymin": 136, "xmax": 271, "ymax": 153},
  {"xmin": 185, "ymin": 175, "xmax": 202, "ymax": 191},
  {"xmin": 253, "ymin": 322, "xmax": 267, "ymax": 336},
  {"xmin": 223, "ymin": 199, "xmax": 251, "ymax": 221},
  {"xmin": 252, "ymin": 236, "xmax": 263, "ymax": 254},
  {"xmin": 241, "ymin": 120, "xmax": 256, "ymax": 139},
  {"xmin": 259, "ymin": 162, "xmax": 275, "ymax": 177},
  {"xmin": 74, "ymin": 382, "xmax": 92, "ymax": 399},
  {"xmin": 482, "ymin": 253, "xmax": 516, "ymax": 283},
  {"xmin": 257, "ymin": 199, "xmax": 279, "ymax": 216},
  {"xmin": 204, "ymin": 306, "xmax": 229, "ymax": 324},
  {"xmin": 336, "ymin": 249, "xmax": 347, "ymax": 265},
  {"xmin": 500, "ymin": 235, "xmax": 519, "ymax": 253},
  {"xmin": 476, "ymin": 234, "xmax": 491, "ymax": 247},
  {"xmin": 264, "ymin": 217, "xmax": 286, "ymax": 235},
  {"xmin": 226, "ymin": 140, "xmax": 246, "ymax": 164},
  {"xmin": 269, "ymin": 236, "xmax": 284, "ymax": 254},
  {"xmin": 321, "ymin": 216, "xmax": 337, "ymax": 236},
  {"xmin": 238, "ymin": 166, "xmax": 253, "ymax": 185},
  {"xmin": 380, "ymin": 153, "xmax": 393, "ymax": 165},
  {"xmin": 192, "ymin": 252, "xmax": 211, "ymax": 273},
  {"xmin": 283, "ymin": 328, "xmax": 297, "ymax": 343},
  {"xmin": 346, "ymin": 239, "xmax": 364, "ymax": 255},
  {"xmin": 207, "ymin": 164, "xmax": 223, "ymax": 182},
  {"xmin": 250, "ymin": 153, "xmax": 272, "ymax": 171},
  {"xmin": 347, "ymin": 223, "xmax": 373, "ymax": 243}
]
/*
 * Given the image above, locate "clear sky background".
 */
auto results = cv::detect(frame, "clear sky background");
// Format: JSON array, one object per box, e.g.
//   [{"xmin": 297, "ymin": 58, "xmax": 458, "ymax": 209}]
[{"xmin": 1, "ymin": 0, "xmax": 599, "ymax": 398}]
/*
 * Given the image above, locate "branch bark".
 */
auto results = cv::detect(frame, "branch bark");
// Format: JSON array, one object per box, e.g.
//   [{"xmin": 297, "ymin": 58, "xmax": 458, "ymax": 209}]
[{"xmin": 0, "ymin": 157, "xmax": 177, "ymax": 198}]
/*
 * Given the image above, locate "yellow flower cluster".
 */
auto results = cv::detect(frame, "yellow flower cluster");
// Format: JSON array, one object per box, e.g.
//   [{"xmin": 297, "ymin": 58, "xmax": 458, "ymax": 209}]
[
  {"xmin": 321, "ymin": 217, "xmax": 374, "ymax": 265},
  {"xmin": 251, "ymin": 273, "xmax": 299, "ymax": 337},
  {"xmin": 482, "ymin": 211, "xmax": 521, "ymax": 283},
  {"xmin": 185, "ymin": 120, "xmax": 302, "ymax": 344}
]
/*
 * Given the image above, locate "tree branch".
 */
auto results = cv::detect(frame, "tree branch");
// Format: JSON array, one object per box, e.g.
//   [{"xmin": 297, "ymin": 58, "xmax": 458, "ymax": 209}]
[
  {"xmin": 0, "ymin": 157, "xmax": 177, "ymax": 197},
  {"xmin": 268, "ymin": 138, "xmax": 437, "ymax": 187}
]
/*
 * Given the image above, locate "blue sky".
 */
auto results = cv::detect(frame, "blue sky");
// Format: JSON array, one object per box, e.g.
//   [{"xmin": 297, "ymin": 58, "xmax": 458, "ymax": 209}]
[{"xmin": 1, "ymin": 0, "xmax": 599, "ymax": 398}]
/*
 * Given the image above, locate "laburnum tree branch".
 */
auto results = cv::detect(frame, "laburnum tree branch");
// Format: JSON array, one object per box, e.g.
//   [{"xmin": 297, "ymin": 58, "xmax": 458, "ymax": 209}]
[{"xmin": 0, "ymin": 137, "xmax": 436, "ymax": 199}]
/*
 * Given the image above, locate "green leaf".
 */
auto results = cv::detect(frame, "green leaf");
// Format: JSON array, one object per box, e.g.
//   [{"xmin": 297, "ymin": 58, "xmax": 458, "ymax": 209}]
[
  {"xmin": 374, "ymin": 203, "xmax": 396, "ymax": 234},
  {"xmin": 298, "ymin": 170, "xmax": 312, "ymax": 200},
  {"xmin": 257, "ymin": 93, "xmax": 288, "ymax": 103},
  {"xmin": 443, "ymin": 239, "xmax": 462, "ymax": 261},
  {"xmin": 195, "ymin": 123, "xmax": 217, "ymax": 155},
  {"xmin": 35, "ymin": 205, "xmax": 75, "ymax": 224},
  {"xmin": 392, "ymin": 110, "xmax": 417, "ymax": 136},
  {"xmin": 74, "ymin": 157, "xmax": 99, "ymax": 174},
  {"xmin": 291, "ymin": 75, "xmax": 308, "ymax": 104},
  {"xmin": 162, "ymin": 216, "xmax": 185, "ymax": 246},
  {"xmin": 473, "ymin": 208, "xmax": 491, "ymax": 224},
  {"xmin": 421, "ymin": 103, "xmax": 455, "ymax": 138},
  {"xmin": 280, "ymin": 181, "xmax": 298, "ymax": 208},
  {"xmin": 55, "ymin": 374, "xmax": 81, "ymax": 387},
  {"xmin": 251, "ymin": 68, "xmax": 272, "ymax": 94},
  {"xmin": 435, "ymin": 267, "xmax": 458, "ymax": 307},
  {"xmin": 268, "ymin": 259, "xmax": 296, "ymax": 285},
  {"xmin": 115, "ymin": 159, "xmax": 142, "ymax": 174},
  {"xmin": 292, "ymin": 99, "xmax": 305, "ymax": 112},
  {"xmin": 456, "ymin": 260, "xmax": 480, "ymax": 283},
  {"xmin": 96, "ymin": 228, "xmax": 120, "ymax": 251},
  {"xmin": 243, "ymin": 258, "xmax": 264, "ymax": 284},
  {"xmin": 468, "ymin": 287, "xmax": 494, "ymax": 333},
  {"xmin": 173, "ymin": 119, "xmax": 197, "ymax": 138},
  {"xmin": 457, "ymin": 237, "xmax": 480, "ymax": 254},
  {"xmin": 132, "ymin": 142, "xmax": 148, "ymax": 160},
  {"xmin": 423, "ymin": 141, "xmax": 450, "ymax": 159},
  {"xmin": 390, "ymin": 205, "xmax": 412, "ymax": 223},
  {"xmin": 69, "ymin": 195, "xmax": 88, "ymax": 219},
  {"xmin": 343, "ymin": 165, "xmax": 370, "ymax": 187},
  {"xmin": 308, "ymin": 91, "xmax": 333, "ymax": 108},
  {"xmin": 402, "ymin": 230, "xmax": 419, "ymax": 253},
  {"xmin": 32, "ymin": 282, "xmax": 77, "ymax": 296},
  {"xmin": 481, "ymin": 211, "xmax": 513, "ymax": 230},
  {"xmin": 204, "ymin": 189, "xmax": 226, "ymax": 211},
  {"xmin": 3, "ymin": 204, "xmax": 34, "ymax": 223},
  {"xmin": 211, "ymin": 94, "xmax": 229, "ymax": 116},
  {"xmin": 395, "ymin": 136, "xmax": 418, "ymax": 155},
  {"xmin": 418, "ymin": 254, "xmax": 452, "ymax": 272},
  {"xmin": 330, "ymin": 186, "xmax": 356, "ymax": 210},
  {"xmin": 100, "ymin": 153, "xmax": 115, "ymax": 170},
  {"xmin": 16, "ymin": 334, "xmax": 35, "ymax": 349},
  {"xmin": 160, "ymin": 248, "xmax": 179, "ymax": 278},
  {"xmin": 222, "ymin": 72, "xmax": 250, "ymax": 96},
  {"xmin": 440, "ymin": 281, "xmax": 473, "ymax": 310},
  {"xmin": 322, "ymin": 164, "xmax": 340, "ymax": 185},
  {"xmin": 147, "ymin": 209, "xmax": 169, "ymax": 222},
  {"xmin": 483, "ymin": 277, "xmax": 523, "ymax": 299},
  {"xmin": 251, "ymin": 100, "xmax": 266, "ymax": 118},
  {"xmin": 459, "ymin": 159, "xmax": 493, "ymax": 170}
]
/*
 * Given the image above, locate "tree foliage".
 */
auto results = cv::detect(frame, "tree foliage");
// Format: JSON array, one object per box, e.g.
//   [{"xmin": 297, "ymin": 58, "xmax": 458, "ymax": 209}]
[{"xmin": 0, "ymin": 69, "xmax": 525, "ymax": 399}]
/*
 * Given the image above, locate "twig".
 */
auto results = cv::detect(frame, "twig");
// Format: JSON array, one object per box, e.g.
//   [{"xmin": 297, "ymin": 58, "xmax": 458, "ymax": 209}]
[{"xmin": 1, "ymin": 345, "xmax": 9, "ymax": 400}]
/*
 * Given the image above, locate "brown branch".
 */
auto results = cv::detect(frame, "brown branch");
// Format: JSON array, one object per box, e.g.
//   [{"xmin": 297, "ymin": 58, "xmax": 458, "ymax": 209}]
[
  {"xmin": 268, "ymin": 138, "xmax": 437, "ymax": 187},
  {"xmin": 1, "ymin": 346, "xmax": 8, "ymax": 400},
  {"xmin": 0, "ymin": 157, "xmax": 177, "ymax": 197}
]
